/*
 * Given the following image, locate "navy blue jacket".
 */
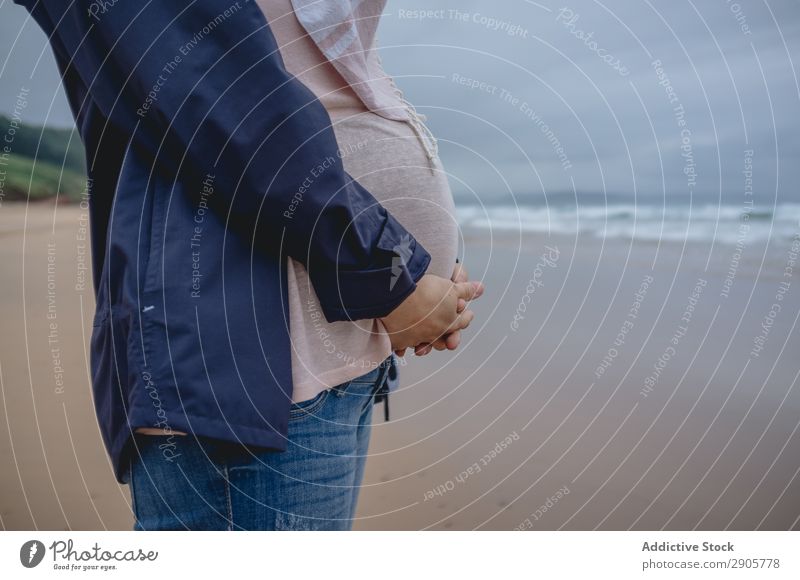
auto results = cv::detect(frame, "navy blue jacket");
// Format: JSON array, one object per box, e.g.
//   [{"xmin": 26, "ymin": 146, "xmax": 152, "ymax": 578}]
[{"xmin": 15, "ymin": 0, "xmax": 430, "ymax": 483}]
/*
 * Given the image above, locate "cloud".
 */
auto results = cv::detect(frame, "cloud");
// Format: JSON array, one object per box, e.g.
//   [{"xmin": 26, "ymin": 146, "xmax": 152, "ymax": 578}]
[{"xmin": 2, "ymin": 0, "xmax": 798, "ymax": 201}]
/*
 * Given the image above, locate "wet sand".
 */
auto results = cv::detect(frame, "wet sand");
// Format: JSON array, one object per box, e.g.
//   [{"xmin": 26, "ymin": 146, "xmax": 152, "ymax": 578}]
[{"xmin": 1, "ymin": 202, "xmax": 798, "ymax": 530}]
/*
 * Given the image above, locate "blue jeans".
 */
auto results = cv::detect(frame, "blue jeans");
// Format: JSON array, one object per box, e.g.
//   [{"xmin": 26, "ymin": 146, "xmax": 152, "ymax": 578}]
[{"xmin": 125, "ymin": 360, "xmax": 391, "ymax": 530}]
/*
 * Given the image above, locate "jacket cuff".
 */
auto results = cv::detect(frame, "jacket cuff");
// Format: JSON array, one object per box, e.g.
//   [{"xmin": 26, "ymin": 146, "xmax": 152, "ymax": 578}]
[{"xmin": 318, "ymin": 236, "xmax": 431, "ymax": 322}]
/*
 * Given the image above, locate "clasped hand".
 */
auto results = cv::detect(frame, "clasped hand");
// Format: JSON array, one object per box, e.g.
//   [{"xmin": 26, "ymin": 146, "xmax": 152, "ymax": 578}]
[{"xmin": 380, "ymin": 262, "xmax": 484, "ymax": 357}]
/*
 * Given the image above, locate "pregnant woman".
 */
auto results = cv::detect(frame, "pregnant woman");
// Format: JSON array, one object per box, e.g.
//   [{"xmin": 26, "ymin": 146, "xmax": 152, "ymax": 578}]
[
  {"xmin": 125, "ymin": 0, "xmax": 477, "ymax": 530},
  {"xmin": 267, "ymin": 0, "xmax": 461, "ymax": 401}
]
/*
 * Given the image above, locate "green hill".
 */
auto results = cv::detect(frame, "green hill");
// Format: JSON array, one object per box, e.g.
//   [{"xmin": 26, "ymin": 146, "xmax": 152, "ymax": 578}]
[
  {"xmin": 0, "ymin": 115, "xmax": 87, "ymax": 202},
  {"xmin": 0, "ymin": 114, "xmax": 86, "ymax": 174},
  {"xmin": 0, "ymin": 153, "xmax": 87, "ymax": 202}
]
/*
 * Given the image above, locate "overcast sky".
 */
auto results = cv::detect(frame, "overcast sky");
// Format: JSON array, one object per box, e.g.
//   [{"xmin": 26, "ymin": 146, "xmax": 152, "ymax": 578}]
[{"xmin": 1, "ymin": 0, "xmax": 798, "ymax": 202}]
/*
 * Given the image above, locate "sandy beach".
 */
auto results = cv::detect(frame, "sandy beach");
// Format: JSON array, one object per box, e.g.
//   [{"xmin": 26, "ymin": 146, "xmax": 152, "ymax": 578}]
[{"xmin": 1, "ymin": 201, "xmax": 798, "ymax": 530}]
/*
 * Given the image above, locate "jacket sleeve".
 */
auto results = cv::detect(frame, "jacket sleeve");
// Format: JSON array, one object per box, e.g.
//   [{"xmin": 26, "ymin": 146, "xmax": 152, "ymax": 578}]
[{"xmin": 21, "ymin": 0, "xmax": 430, "ymax": 322}]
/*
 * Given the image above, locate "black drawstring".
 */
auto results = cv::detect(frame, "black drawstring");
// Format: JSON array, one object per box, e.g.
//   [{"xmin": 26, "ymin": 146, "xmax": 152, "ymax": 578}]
[
  {"xmin": 374, "ymin": 379, "xmax": 390, "ymax": 421},
  {"xmin": 372, "ymin": 355, "xmax": 395, "ymax": 421}
]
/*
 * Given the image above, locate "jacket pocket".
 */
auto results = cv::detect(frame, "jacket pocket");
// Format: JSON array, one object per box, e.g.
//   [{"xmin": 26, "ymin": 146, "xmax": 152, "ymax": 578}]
[{"xmin": 142, "ymin": 173, "xmax": 167, "ymax": 295}]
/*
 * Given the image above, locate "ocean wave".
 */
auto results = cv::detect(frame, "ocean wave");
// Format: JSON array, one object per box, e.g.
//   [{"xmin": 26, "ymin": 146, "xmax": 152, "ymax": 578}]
[{"xmin": 456, "ymin": 202, "xmax": 800, "ymax": 244}]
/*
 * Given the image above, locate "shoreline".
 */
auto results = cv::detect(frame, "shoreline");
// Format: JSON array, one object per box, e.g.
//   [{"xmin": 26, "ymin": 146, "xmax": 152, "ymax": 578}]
[{"xmin": 0, "ymin": 202, "xmax": 798, "ymax": 530}]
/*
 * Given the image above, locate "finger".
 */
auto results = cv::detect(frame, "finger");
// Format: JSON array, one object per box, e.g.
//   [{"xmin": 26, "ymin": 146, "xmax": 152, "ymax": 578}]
[
  {"xmin": 415, "ymin": 343, "xmax": 433, "ymax": 356},
  {"xmin": 454, "ymin": 281, "xmax": 484, "ymax": 302},
  {"xmin": 448, "ymin": 309, "xmax": 475, "ymax": 333},
  {"xmin": 457, "ymin": 298, "xmax": 467, "ymax": 313},
  {"xmin": 474, "ymin": 281, "xmax": 485, "ymax": 298},
  {"xmin": 434, "ymin": 312, "xmax": 473, "ymax": 343},
  {"xmin": 394, "ymin": 348, "xmax": 407, "ymax": 357},
  {"xmin": 417, "ymin": 341, "xmax": 444, "ymax": 354},
  {"xmin": 419, "ymin": 340, "xmax": 448, "ymax": 353},
  {"xmin": 452, "ymin": 262, "xmax": 468, "ymax": 283},
  {"xmin": 445, "ymin": 330, "xmax": 461, "ymax": 350}
]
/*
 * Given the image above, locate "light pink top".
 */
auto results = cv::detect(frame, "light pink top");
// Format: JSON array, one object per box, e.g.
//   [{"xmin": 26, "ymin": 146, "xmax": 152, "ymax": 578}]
[
  {"xmin": 287, "ymin": 0, "xmax": 405, "ymax": 120},
  {"xmin": 257, "ymin": 0, "xmax": 458, "ymax": 403}
]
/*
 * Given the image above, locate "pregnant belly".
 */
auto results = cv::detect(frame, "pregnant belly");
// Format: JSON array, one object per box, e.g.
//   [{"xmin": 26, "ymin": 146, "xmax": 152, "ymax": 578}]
[{"xmin": 330, "ymin": 112, "xmax": 459, "ymax": 279}]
